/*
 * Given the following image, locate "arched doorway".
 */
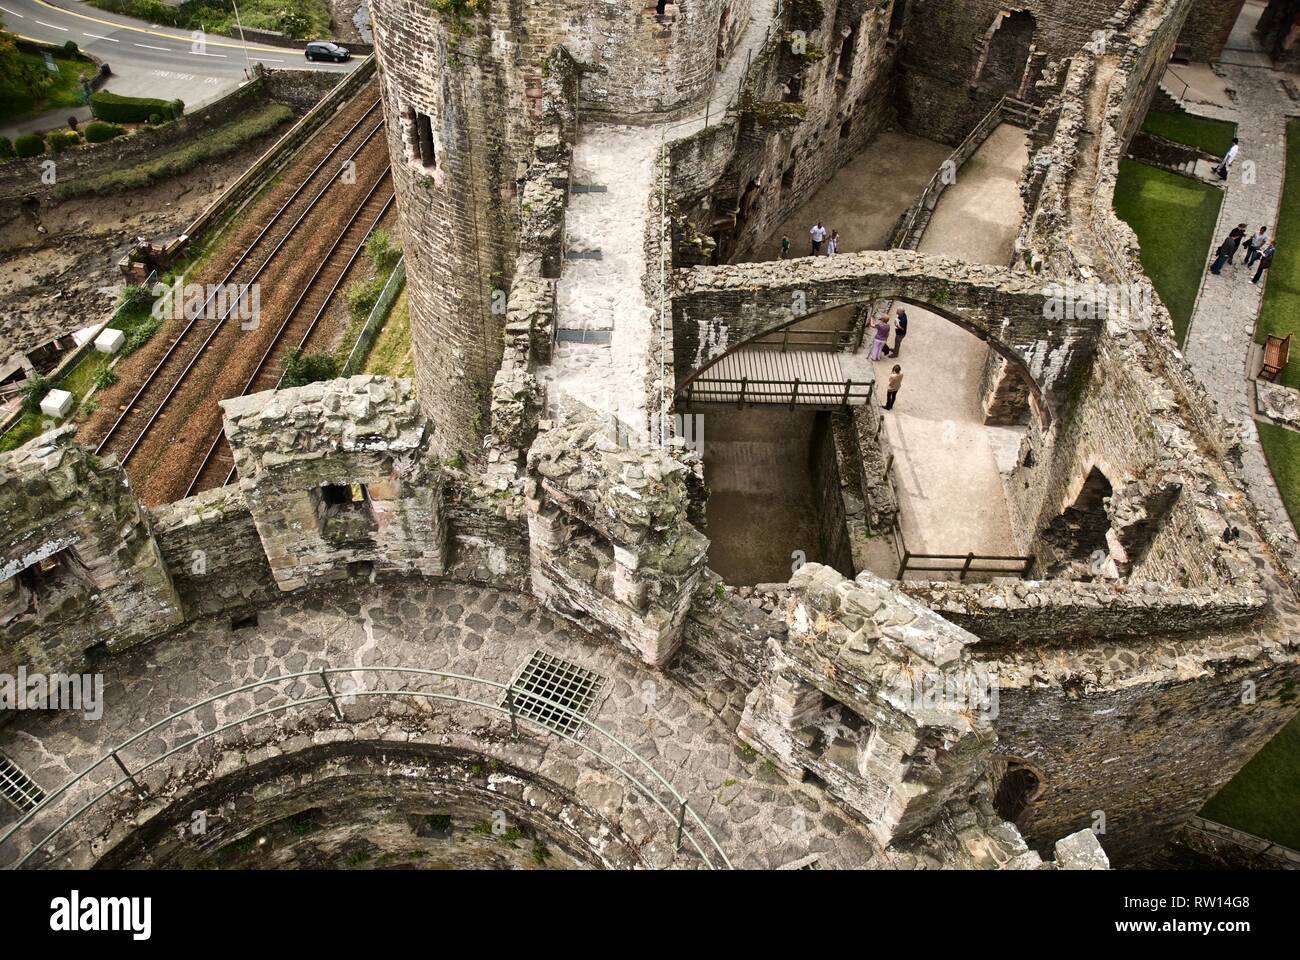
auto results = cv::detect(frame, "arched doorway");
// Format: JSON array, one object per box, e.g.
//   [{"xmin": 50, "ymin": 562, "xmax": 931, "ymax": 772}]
[
  {"xmin": 974, "ymin": 11, "xmax": 1037, "ymax": 99},
  {"xmin": 992, "ymin": 756, "xmax": 1045, "ymax": 829}
]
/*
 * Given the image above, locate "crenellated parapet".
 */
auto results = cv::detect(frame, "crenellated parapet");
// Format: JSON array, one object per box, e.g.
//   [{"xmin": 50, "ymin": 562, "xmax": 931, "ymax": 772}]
[
  {"xmin": 524, "ymin": 402, "xmax": 709, "ymax": 666},
  {"xmin": 0, "ymin": 427, "xmax": 183, "ymax": 679},
  {"xmin": 740, "ymin": 563, "xmax": 1000, "ymax": 844},
  {"xmin": 220, "ymin": 376, "xmax": 446, "ymax": 591}
]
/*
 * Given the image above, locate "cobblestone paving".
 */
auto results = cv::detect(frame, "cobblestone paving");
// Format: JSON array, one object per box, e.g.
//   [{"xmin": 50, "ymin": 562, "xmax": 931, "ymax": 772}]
[
  {"xmin": 1180, "ymin": 59, "xmax": 1300, "ymax": 547},
  {"xmin": 0, "ymin": 579, "xmax": 881, "ymax": 870}
]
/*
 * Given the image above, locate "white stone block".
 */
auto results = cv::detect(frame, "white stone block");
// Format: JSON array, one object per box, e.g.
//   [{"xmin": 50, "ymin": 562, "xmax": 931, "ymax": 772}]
[
  {"xmin": 40, "ymin": 388, "xmax": 75, "ymax": 418},
  {"xmin": 94, "ymin": 328, "xmax": 126, "ymax": 354},
  {"xmin": 71, "ymin": 326, "xmax": 97, "ymax": 347}
]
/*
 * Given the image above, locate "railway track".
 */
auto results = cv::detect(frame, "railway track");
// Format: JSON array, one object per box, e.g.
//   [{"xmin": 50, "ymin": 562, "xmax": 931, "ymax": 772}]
[
  {"xmin": 184, "ymin": 170, "xmax": 397, "ymax": 496},
  {"xmin": 93, "ymin": 94, "xmax": 387, "ymax": 467}
]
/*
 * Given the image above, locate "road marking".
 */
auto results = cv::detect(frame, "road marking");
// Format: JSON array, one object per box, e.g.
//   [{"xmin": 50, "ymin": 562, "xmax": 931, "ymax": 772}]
[
  {"xmin": 190, "ymin": 51, "xmax": 227, "ymax": 58},
  {"xmin": 255, "ymin": 58, "xmax": 285, "ymax": 63},
  {"xmin": 134, "ymin": 42, "xmax": 169, "ymax": 51},
  {"xmin": 35, "ymin": 20, "xmax": 68, "ymax": 30},
  {"xmin": 30, "ymin": 0, "xmax": 311, "ymax": 54},
  {"xmin": 0, "ymin": 6, "xmax": 23, "ymax": 17},
  {"xmin": 82, "ymin": 32, "xmax": 119, "ymax": 42}
]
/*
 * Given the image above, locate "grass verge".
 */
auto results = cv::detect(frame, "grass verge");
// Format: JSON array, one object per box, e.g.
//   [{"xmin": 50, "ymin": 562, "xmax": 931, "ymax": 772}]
[
  {"xmin": 0, "ymin": 52, "xmax": 94, "ymax": 124},
  {"xmin": 53, "ymin": 102, "xmax": 292, "ymax": 200},
  {"xmin": 1253, "ymin": 118, "xmax": 1300, "ymax": 390},
  {"xmin": 1112, "ymin": 158, "xmax": 1223, "ymax": 346},
  {"xmin": 1140, "ymin": 108, "xmax": 1237, "ymax": 157},
  {"xmin": 361, "ymin": 289, "xmax": 414, "ymax": 378}
]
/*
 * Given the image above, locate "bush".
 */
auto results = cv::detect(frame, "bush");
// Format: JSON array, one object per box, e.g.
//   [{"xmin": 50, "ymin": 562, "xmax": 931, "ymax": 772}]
[
  {"xmin": 20, "ymin": 373, "xmax": 54, "ymax": 414},
  {"xmin": 62, "ymin": 40, "xmax": 79, "ymax": 56},
  {"xmin": 55, "ymin": 103, "xmax": 292, "ymax": 200},
  {"xmin": 282, "ymin": 349, "xmax": 337, "ymax": 388},
  {"xmin": 47, "ymin": 130, "xmax": 80, "ymax": 154},
  {"xmin": 149, "ymin": 112, "xmax": 162, "ymax": 125},
  {"xmin": 0, "ymin": 137, "xmax": 12, "ymax": 159},
  {"xmin": 89, "ymin": 90, "xmax": 181, "ymax": 123},
  {"xmin": 118, "ymin": 283, "xmax": 153, "ymax": 311},
  {"xmin": 123, "ymin": 315, "xmax": 162, "ymax": 353},
  {"xmin": 347, "ymin": 276, "xmax": 385, "ymax": 323},
  {"xmin": 84, "ymin": 121, "xmax": 124, "ymax": 143},
  {"xmin": 93, "ymin": 367, "xmax": 118, "ymax": 391},
  {"xmin": 364, "ymin": 229, "xmax": 401, "ymax": 274},
  {"xmin": 13, "ymin": 134, "xmax": 44, "ymax": 158}
]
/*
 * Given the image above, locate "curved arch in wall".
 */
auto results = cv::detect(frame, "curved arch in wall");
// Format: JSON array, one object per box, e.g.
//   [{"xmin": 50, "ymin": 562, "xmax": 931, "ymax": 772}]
[
  {"xmin": 677, "ymin": 295, "xmax": 1052, "ymax": 426},
  {"xmin": 990, "ymin": 754, "xmax": 1046, "ymax": 829}
]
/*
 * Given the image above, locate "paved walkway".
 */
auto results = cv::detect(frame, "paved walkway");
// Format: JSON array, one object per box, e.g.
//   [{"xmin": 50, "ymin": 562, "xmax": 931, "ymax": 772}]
[
  {"xmin": 1180, "ymin": 1, "xmax": 1300, "ymax": 547},
  {"xmin": 886, "ymin": 123, "xmax": 1029, "ymax": 559},
  {"xmin": 540, "ymin": 3, "xmax": 776, "ymax": 440},
  {"xmin": 0, "ymin": 579, "xmax": 879, "ymax": 869}
]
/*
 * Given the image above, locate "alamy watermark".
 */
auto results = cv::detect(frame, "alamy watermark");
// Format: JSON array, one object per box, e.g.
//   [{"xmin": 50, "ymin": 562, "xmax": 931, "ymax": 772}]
[
  {"xmin": 0, "ymin": 667, "xmax": 103, "ymax": 720},
  {"xmin": 1042, "ymin": 280, "xmax": 1154, "ymax": 327},
  {"xmin": 151, "ymin": 277, "xmax": 262, "ymax": 330}
]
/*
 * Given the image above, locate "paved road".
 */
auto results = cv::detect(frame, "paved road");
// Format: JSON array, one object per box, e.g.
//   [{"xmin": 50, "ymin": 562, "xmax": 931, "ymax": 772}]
[{"xmin": 1, "ymin": 0, "xmax": 357, "ymax": 134}]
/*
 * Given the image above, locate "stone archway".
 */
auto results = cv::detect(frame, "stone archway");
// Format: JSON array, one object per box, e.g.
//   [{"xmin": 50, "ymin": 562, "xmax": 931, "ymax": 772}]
[
  {"xmin": 991, "ymin": 755, "xmax": 1045, "ymax": 829},
  {"xmin": 671, "ymin": 253, "xmax": 1083, "ymax": 422}
]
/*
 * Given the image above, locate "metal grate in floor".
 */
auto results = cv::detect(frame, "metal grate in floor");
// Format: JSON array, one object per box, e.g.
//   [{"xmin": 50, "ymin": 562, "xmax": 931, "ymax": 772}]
[
  {"xmin": 504, "ymin": 651, "xmax": 605, "ymax": 738},
  {"xmin": 0, "ymin": 753, "xmax": 45, "ymax": 813}
]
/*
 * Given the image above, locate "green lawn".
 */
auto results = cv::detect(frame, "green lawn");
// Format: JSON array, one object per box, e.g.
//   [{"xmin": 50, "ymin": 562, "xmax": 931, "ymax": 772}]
[
  {"xmin": 1200, "ymin": 710, "xmax": 1300, "ymax": 848},
  {"xmin": 1258, "ymin": 420, "xmax": 1300, "ymax": 528},
  {"xmin": 0, "ymin": 52, "xmax": 95, "ymax": 124},
  {"xmin": 1112, "ymin": 159, "xmax": 1223, "ymax": 346},
  {"xmin": 1140, "ymin": 108, "xmax": 1237, "ymax": 158},
  {"xmin": 1254, "ymin": 119, "xmax": 1300, "ymax": 390}
]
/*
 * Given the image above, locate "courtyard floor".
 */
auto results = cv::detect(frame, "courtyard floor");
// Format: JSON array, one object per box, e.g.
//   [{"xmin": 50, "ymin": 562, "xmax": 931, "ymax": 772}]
[{"xmin": 884, "ymin": 123, "xmax": 1028, "ymax": 560}]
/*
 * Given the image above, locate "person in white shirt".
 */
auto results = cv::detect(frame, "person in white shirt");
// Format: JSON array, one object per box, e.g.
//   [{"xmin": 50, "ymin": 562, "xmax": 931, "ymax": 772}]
[
  {"xmin": 1216, "ymin": 138, "xmax": 1239, "ymax": 180},
  {"xmin": 826, "ymin": 230, "xmax": 839, "ymax": 256},
  {"xmin": 809, "ymin": 222, "xmax": 827, "ymax": 255}
]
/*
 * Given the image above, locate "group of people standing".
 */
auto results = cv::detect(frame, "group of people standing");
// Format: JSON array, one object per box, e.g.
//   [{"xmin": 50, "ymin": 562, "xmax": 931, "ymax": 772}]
[
  {"xmin": 1210, "ymin": 222, "xmax": 1275, "ymax": 284},
  {"xmin": 870, "ymin": 308, "xmax": 907, "ymax": 410},
  {"xmin": 780, "ymin": 221, "xmax": 843, "ymax": 258}
]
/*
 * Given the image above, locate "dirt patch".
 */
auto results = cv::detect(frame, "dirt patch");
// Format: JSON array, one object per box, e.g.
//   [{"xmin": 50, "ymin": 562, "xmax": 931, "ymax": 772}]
[{"xmin": 0, "ymin": 128, "xmax": 288, "ymax": 365}]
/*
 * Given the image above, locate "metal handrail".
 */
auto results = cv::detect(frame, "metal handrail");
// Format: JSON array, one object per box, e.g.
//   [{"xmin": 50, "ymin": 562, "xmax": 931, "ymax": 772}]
[{"xmin": 0, "ymin": 666, "xmax": 732, "ymax": 870}]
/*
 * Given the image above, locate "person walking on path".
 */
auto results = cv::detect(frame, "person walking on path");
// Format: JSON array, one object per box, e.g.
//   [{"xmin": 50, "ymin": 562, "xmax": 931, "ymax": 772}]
[
  {"xmin": 890, "ymin": 307, "xmax": 908, "ymax": 357},
  {"xmin": 1251, "ymin": 240, "xmax": 1276, "ymax": 285},
  {"xmin": 1245, "ymin": 226, "xmax": 1268, "ymax": 267},
  {"xmin": 882, "ymin": 365, "xmax": 903, "ymax": 410},
  {"xmin": 869, "ymin": 316, "xmax": 891, "ymax": 361},
  {"xmin": 1215, "ymin": 137, "xmax": 1239, "ymax": 180},
  {"xmin": 810, "ymin": 222, "xmax": 827, "ymax": 255},
  {"xmin": 826, "ymin": 230, "xmax": 839, "ymax": 256},
  {"xmin": 780, "ymin": 235, "xmax": 791, "ymax": 259},
  {"xmin": 1210, "ymin": 225, "xmax": 1246, "ymax": 274}
]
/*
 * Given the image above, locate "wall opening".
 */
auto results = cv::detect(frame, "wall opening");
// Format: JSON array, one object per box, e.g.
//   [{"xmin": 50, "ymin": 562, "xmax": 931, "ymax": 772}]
[
  {"xmin": 317, "ymin": 483, "xmax": 377, "ymax": 543},
  {"xmin": 1042, "ymin": 466, "xmax": 1114, "ymax": 564},
  {"xmin": 888, "ymin": 0, "xmax": 907, "ymax": 38},
  {"xmin": 974, "ymin": 10, "xmax": 1037, "ymax": 97},
  {"xmin": 2, "ymin": 547, "xmax": 94, "ymax": 623},
  {"xmin": 992, "ymin": 757, "xmax": 1042, "ymax": 828}
]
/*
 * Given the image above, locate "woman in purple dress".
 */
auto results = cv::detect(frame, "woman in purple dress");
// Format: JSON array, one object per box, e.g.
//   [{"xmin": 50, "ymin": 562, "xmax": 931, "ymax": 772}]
[{"xmin": 869, "ymin": 316, "xmax": 891, "ymax": 361}]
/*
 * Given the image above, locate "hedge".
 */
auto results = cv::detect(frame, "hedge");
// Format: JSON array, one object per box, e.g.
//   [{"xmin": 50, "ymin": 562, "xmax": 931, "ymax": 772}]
[
  {"xmin": 84, "ymin": 121, "xmax": 124, "ymax": 143},
  {"xmin": 0, "ymin": 137, "xmax": 12, "ymax": 159},
  {"xmin": 13, "ymin": 134, "xmax": 44, "ymax": 158},
  {"xmin": 48, "ymin": 130, "xmax": 81, "ymax": 154},
  {"xmin": 89, "ymin": 90, "xmax": 184, "ymax": 124}
]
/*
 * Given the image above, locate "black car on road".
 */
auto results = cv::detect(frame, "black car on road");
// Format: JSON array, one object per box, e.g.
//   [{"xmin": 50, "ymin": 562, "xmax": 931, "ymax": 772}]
[{"xmin": 305, "ymin": 41, "xmax": 352, "ymax": 62}]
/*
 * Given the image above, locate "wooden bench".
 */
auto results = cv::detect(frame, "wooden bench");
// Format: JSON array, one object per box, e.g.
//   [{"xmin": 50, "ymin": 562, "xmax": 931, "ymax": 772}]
[{"xmin": 1261, "ymin": 334, "xmax": 1291, "ymax": 381}]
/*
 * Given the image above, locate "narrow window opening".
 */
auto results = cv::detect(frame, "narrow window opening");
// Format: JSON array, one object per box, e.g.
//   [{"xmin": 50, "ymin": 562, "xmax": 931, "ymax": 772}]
[{"xmin": 415, "ymin": 113, "xmax": 436, "ymax": 168}]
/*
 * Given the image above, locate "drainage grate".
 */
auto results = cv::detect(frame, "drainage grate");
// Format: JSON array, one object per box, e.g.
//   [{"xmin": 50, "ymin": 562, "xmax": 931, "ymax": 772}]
[
  {"xmin": 0, "ymin": 753, "xmax": 45, "ymax": 813},
  {"xmin": 504, "ymin": 651, "xmax": 605, "ymax": 738}
]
